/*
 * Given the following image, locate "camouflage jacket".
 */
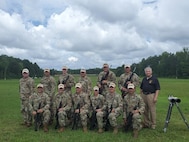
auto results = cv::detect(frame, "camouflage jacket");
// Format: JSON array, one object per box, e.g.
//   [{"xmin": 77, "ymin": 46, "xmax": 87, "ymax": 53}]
[
  {"xmin": 40, "ymin": 76, "xmax": 56, "ymax": 97},
  {"xmin": 53, "ymin": 92, "xmax": 72, "ymax": 114},
  {"xmin": 118, "ymin": 72, "xmax": 140, "ymax": 90},
  {"xmin": 78, "ymin": 75, "xmax": 92, "ymax": 95},
  {"xmin": 58, "ymin": 73, "xmax": 75, "ymax": 92},
  {"xmin": 90, "ymin": 94, "xmax": 105, "ymax": 111},
  {"xmin": 19, "ymin": 77, "xmax": 35, "ymax": 99},
  {"xmin": 123, "ymin": 93, "xmax": 145, "ymax": 118},
  {"xmin": 71, "ymin": 92, "xmax": 90, "ymax": 111},
  {"xmin": 29, "ymin": 92, "xmax": 50, "ymax": 112},
  {"xmin": 103, "ymin": 93, "xmax": 123, "ymax": 114}
]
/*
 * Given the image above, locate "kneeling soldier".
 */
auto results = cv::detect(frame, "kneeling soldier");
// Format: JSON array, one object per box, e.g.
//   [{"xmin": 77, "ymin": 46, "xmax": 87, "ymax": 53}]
[
  {"xmin": 123, "ymin": 83, "xmax": 145, "ymax": 138},
  {"xmin": 89, "ymin": 86, "xmax": 105, "ymax": 133},
  {"xmin": 29, "ymin": 83, "xmax": 51, "ymax": 132},
  {"xmin": 71, "ymin": 83, "xmax": 90, "ymax": 132},
  {"xmin": 53, "ymin": 84, "xmax": 72, "ymax": 132}
]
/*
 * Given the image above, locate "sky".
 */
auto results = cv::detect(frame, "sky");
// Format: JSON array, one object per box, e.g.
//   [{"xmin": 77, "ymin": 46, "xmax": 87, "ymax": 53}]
[{"xmin": 0, "ymin": 0, "xmax": 188, "ymax": 70}]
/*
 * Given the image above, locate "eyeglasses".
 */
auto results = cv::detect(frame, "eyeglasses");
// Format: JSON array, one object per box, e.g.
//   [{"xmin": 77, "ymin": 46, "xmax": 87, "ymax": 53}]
[
  {"xmin": 103, "ymin": 66, "xmax": 108, "ymax": 68},
  {"xmin": 80, "ymin": 72, "xmax": 85, "ymax": 73},
  {"xmin": 94, "ymin": 90, "xmax": 98, "ymax": 91},
  {"xmin": 109, "ymin": 86, "xmax": 114, "ymax": 88},
  {"xmin": 62, "ymin": 69, "xmax": 67, "ymax": 70},
  {"xmin": 59, "ymin": 88, "xmax": 64, "ymax": 89}
]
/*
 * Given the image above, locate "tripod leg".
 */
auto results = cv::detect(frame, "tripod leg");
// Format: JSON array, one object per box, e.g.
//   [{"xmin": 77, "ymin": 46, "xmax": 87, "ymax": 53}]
[
  {"xmin": 163, "ymin": 102, "xmax": 173, "ymax": 132},
  {"xmin": 175, "ymin": 103, "xmax": 189, "ymax": 129}
]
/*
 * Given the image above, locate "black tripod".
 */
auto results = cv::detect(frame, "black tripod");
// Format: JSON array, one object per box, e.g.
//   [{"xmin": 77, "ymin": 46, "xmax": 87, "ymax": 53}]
[{"xmin": 163, "ymin": 98, "xmax": 189, "ymax": 132}]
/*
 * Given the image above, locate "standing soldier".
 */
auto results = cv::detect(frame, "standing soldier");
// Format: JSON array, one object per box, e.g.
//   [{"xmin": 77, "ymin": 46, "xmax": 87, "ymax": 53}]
[
  {"xmin": 19, "ymin": 68, "xmax": 35, "ymax": 127},
  {"xmin": 97, "ymin": 63, "xmax": 116, "ymax": 97},
  {"xmin": 104, "ymin": 82, "xmax": 122, "ymax": 134},
  {"xmin": 140, "ymin": 66, "xmax": 160, "ymax": 130},
  {"xmin": 58, "ymin": 66, "xmax": 75, "ymax": 95},
  {"xmin": 123, "ymin": 83, "xmax": 145, "ymax": 138},
  {"xmin": 40, "ymin": 69, "xmax": 56, "ymax": 124},
  {"xmin": 78, "ymin": 69, "xmax": 92, "ymax": 95},
  {"xmin": 53, "ymin": 84, "xmax": 72, "ymax": 132},
  {"xmin": 71, "ymin": 83, "xmax": 90, "ymax": 132},
  {"xmin": 89, "ymin": 86, "xmax": 105, "ymax": 133},
  {"xmin": 118, "ymin": 64, "xmax": 140, "ymax": 99},
  {"xmin": 29, "ymin": 83, "xmax": 51, "ymax": 132}
]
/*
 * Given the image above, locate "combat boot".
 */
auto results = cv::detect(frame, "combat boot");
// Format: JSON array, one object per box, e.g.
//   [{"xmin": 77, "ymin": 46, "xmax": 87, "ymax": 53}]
[
  {"xmin": 98, "ymin": 128, "xmax": 103, "ymax": 133},
  {"xmin": 83, "ymin": 127, "xmax": 88, "ymax": 132},
  {"xmin": 113, "ymin": 127, "xmax": 118, "ymax": 134},
  {"xmin": 43, "ymin": 124, "xmax": 48, "ymax": 132},
  {"xmin": 133, "ymin": 129, "xmax": 138, "ymax": 138},
  {"xmin": 58, "ymin": 127, "xmax": 64, "ymax": 132}
]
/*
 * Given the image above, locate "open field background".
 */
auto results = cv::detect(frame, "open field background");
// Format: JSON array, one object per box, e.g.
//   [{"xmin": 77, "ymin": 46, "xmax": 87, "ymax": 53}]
[{"xmin": 0, "ymin": 76, "xmax": 189, "ymax": 142}]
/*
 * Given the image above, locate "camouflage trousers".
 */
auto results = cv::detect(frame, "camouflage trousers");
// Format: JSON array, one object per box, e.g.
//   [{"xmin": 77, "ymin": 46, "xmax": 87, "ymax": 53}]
[
  {"xmin": 80, "ymin": 110, "xmax": 88, "ymax": 127},
  {"xmin": 34, "ymin": 110, "xmax": 51, "ymax": 125},
  {"xmin": 132, "ymin": 113, "xmax": 142, "ymax": 130},
  {"xmin": 96, "ymin": 111, "xmax": 104, "ymax": 129},
  {"xmin": 21, "ymin": 97, "xmax": 32, "ymax": 124},
  {"xmin": 58, "ymin": 111, "xmax": 69, "ymax": 127}
]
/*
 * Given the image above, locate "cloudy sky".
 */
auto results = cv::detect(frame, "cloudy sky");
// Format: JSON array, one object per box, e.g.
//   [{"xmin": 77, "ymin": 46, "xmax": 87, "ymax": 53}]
[{"xmin": 0, "ymin": 0, "xmax": 188, "ymax": 70}]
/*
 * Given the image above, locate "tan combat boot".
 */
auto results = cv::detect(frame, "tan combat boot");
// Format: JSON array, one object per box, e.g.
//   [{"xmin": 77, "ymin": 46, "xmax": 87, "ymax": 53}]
[
  {"xmin": 98, "ymin": 128, "xmax": 103, "ymax": 133},
  {"xmin": 83, "ymin": 127, "xmax": 88, "ymax": 132},
  {"xmin": 113, "ymin": 127, "xmax": 118, "ymax": 134},
  {"xmin": 58, "ymin": 127, "xmax": 64, "ymax": 132},
  {"xmin": 133, "ymin": 129, "xmax": 138, "ymax": 138},
  {"xmin": 43, "ymin": 124, "xmax": 48, "ymax": 132}
]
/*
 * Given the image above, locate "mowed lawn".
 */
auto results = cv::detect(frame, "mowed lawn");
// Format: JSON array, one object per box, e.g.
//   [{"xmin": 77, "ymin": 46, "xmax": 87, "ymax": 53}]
[{"xmin": 0, "ymin": 76, "xmax": 189, "ymax": 142}]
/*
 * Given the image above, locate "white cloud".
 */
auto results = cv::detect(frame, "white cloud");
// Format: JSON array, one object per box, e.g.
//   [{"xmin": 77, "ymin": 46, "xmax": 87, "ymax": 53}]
[{"xmin": 0, "ymin": 0, "xmax": 189, "ymax": 70}]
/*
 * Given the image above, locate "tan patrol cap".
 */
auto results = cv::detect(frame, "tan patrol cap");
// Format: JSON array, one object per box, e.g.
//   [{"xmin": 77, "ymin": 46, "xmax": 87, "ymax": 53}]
[
  {"xmin": 37, "ymin": 83, "xmax": 43, "ymax": 88},
  {"xmin": 127, "ymin": 83, "xmax": 135, "ymax": 89},
  {"xmin": 124, "ymin": 64, "xmax": 130, "ymax": 68},
  {"xmin": 109, "ymin": 82, "xmax": 116, "ymax": 88},
  {"xmin": 58, "ymin": 84, "xmax": 64, "ymax": 89},
  {"xmin": 22, "ymin": 68, "xmax": 29, "ymax": 74},
  {"xmin": 93, "ymin": 86, "xmax": 99, "ymax": 91},
  {"xmin": 44, "ymin": 69, "xmax": 50, "ymax": 72},
  {"xmin": 62, "ymin": 66, "xmax": 68, "ymax": 70},
  {"xmin": 75, "ymin": 83, "xmax": 82, "ymax": 88},
  {"xmin": 80, "ymin": 69, "xmax": 86, "ymax": 73}
]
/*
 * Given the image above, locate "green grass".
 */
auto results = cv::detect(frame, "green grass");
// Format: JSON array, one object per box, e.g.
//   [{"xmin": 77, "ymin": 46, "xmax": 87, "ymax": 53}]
[{"xmin": 0, "ymin": 77, "xmax": 189, "ymax": 142}]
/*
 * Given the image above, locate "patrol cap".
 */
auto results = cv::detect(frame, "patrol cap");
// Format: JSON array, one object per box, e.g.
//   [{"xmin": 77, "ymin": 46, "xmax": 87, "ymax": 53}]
[
  {"xmin": 37, "ymin": 83, "xmax": 44, "ymax": 88},
  {"xmin": 127, "ymin": 83, "xmax": 135, "ymax": 89},
  {"xmin": 93, "ymin": 86, "xmax": 99, "ymax": 91},
  {"xmin": 103, "ymin": 63, "xmax": 109, "ymax": 68},
  {"xmin": 58, "ymin": 84, "xmax": 64, "ymax": 89},
  {"xmin": 80, "ymin": 69, "xmax": 86, "ymax": 73},
  {"xmin": 75, "ymin": 83, "xmax": 82, "ymax": 88},
  {"xmin": 124, "ymin": 64, "xmax": 130, "ymax": 68},
  {"xmin": 62, "ymin": 66, "xmax": 68, "ymax": 70},
  {"xmin": 109, "ymin": 82, "xmax": 116, "ymax": 88},
  {"xmin": 44, "ymin": 69, "xmax": 50, "ymax": 72},
  {"xmin": 22, "ymin": 68, "xmax": 29, "ymax": 74}
]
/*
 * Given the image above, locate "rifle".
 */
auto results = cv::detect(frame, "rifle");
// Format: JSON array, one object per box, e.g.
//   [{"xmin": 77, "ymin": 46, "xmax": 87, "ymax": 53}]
[
  {"xmin": 124, "ymin": 105, "xmax": 138, "ymax": 132},
  {"xmin": 34, "ymin": 102, "xmax": 42, "ymax": 131},
  {"xmin": 89, "ymin": 105, "xmax": 99, "ymax": 130},
  {"xmin": 58, "ymin": 75, "xmax": 69, "ymax": 85},
  {"xmin": 71, "ymin": 103, "xmax": 80, "ymax": 130},
  {"xmin": 104, "ymin": 104, "xmax": 113, "ymax": 131},
  {"xmin": 121, "ymin": 67, "xmax": 136, "ymax": 98},
  {"xmin": 55, "ymin": 101, "xmax": 63, "ymax": 129},
  {"xmin": 99, "ymin": 71, "xmax": 109, "ymax": 94}
]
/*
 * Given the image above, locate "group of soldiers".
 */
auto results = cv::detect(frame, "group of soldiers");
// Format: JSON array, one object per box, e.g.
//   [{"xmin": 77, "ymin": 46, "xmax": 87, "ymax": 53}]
[{"xmin": 19, "ymin": 63, "xmax": 160, "ymax": 138}]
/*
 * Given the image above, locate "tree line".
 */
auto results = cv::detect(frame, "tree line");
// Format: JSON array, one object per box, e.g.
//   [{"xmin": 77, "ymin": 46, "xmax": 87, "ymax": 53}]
[{"xmin": 0, "ymin": 48, "xmax": 189, "ymax": 79}]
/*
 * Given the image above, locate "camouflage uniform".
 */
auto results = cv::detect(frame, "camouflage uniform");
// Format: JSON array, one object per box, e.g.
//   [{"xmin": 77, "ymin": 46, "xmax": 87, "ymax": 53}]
[
  {"xmin": 53, "ymin": 91, "xmax": 72, "ymax": 127},
  {"xmin": 97, "ymin": 70, "xmax": 116, "ymax": 96},
  {"xmin": 78, "ymin": 75, "xmax": 92, "ymax": 95},
  {"xmin": 90, "ymin": 94, "xmax": 105, "ymax": 129},
  {"xmin": 58, "ymin": 73, "xmax": 75, "ymax": 95},
  {"xmin": 71, "ymin": 92, "xmax": 90, "ymax": 128},
  {"xmin": 29, "ymin": 92, "xmax": 51, "ymax": 126},
  {"xmin": 40, "ymin": 75, "xmax": 56, "ymax": 122},
  {"xmin": 123, "ymin": 93, "xmax": 145, "ymax": 130},
  {"xmin": 103, "ymin": 92, "xmax": 122, "ymax": 128},
  {"xmin": 19, "ymin": 76, "xmax": 35, "ymax": 125}
]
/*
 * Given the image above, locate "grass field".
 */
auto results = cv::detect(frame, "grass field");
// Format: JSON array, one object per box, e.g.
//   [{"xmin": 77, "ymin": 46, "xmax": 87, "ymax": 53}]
[{"xmin": 0, "ymin": 76, "xmax": 189, "ymax": 142}]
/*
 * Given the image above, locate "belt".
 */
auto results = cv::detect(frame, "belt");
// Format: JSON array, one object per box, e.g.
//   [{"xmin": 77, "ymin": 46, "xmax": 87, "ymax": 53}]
[{"xmin": 143, "ymin": 92, "xmax": 155, "ymax": 95}]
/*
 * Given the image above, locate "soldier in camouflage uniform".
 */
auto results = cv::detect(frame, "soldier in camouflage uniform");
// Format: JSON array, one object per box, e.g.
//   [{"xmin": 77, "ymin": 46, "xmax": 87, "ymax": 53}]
[
  {"xmin": 89, "ymin": 86, "xmax": 105, "ymax": 133},
  {"xmin": 118, "ymin": 65, "xmax": 140, "ymax": 99},
  {"xmin": 58, "ymin": 66, "xmax": 75, "ymax": 95},
  {"xmin": 19, "ymin": 68, "xmax": 35, "ymax": 127},
  {"xmin": 123, "ymin": 83, "xmax": 145, "ymax": 138},
  {"xmin": 103, "ymin": 82, "xmax": 122, "ymax": 134},
  {"xmin": 40, "ymin": 69, "xmax": 56, "ymax": 124},
  {"xmin": 53, "ymin": 84, "xmax": 72, "ymax": 132},
  {"xmin": 97, "ymin": 63, "xmax": 117, "ymax": 97},
  {"xmin": 29, "ymin": 83, "xmax": 51, "ymax": 132},
  {"xmin": 78, "ymin": 69, "xmax": 92, "ymax": 95},
  {"xmin": 71, "ymin": 83, "xmax": 90, "ymax": 132}
]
